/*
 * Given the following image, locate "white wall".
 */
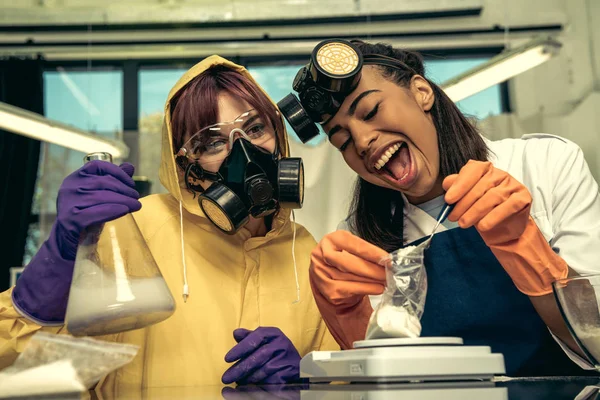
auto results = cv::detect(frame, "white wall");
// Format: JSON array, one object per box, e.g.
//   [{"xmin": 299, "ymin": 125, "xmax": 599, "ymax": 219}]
[
  {"xmin": 507, "ymin": 0, "xmax": 600, "ymax": 180},
  {"xmin": 288, "ymin": 140, "xmax": 357, "ymax": 242}
]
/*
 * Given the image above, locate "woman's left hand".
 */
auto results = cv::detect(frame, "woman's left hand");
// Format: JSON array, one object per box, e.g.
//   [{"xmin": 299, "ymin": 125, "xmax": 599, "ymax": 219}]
[
  {"xmin": 222, "ymin": 327, "xmax": 301, "ymax": 385},
  {"xmin": 442, "ymin": 160, "xmax": 531, "ymax": 245},
  {"xmin": 442, "ymin": 160, "xmax": 567, "ymax": 297}
]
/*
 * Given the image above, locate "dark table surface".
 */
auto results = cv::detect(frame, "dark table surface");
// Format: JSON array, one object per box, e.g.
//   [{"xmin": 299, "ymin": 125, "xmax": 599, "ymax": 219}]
[{"xmin": 8, "ymin": 377, "xmax": 600, "ymax": 400}]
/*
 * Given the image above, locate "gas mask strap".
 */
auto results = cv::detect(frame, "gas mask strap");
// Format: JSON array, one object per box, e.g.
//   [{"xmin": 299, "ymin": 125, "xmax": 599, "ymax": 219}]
[
  {"xmin": 273, "ymin": 131, "xmax": 282, "ymax": 159},
  {"xmin": 184, "ymin": 163, "xmax": 223, "ymax": 193},
  {"xmin": 184, "ymin": 163, "xmax": 205, "ymax": 193},
  {"xmin": 201, "ymin": 170, "xmax": 222, "ymax": 182},
  {"xmin": 363, "ymin": 54, "xmax": 417, "ymax": 75}
]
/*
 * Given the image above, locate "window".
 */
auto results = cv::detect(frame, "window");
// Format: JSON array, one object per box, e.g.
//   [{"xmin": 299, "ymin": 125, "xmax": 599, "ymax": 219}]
[
  {"xmin": 138, "ymin": 67, "xmax": 189, "ymax": 195},
  {"xmin": 23, "ymin": 68, "xmax": 123, "ymax": 264},
  {"xmin": 426, "ymin": 58, "xmax": 503, "ymax": 119},
  {"xmin": 44, "ymin": 69, "xmax": 123, "ymax": 134},
  {"xmin": 42, "ymin": 68, "xmax": 124, "ymax": 183},
  {"xmin": 248, "ymin": 65, "xmax": 311, "ymax": 142}
]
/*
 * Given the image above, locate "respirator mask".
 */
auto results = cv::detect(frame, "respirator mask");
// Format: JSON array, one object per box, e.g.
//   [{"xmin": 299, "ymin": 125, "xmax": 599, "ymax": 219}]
[
  {"xmin": 176, "ymin": 109, "xmax": 304, "ymax": 234},
  {"xmin": 277, "ymin": 39, "xmax": 413, "ymax": 143}
]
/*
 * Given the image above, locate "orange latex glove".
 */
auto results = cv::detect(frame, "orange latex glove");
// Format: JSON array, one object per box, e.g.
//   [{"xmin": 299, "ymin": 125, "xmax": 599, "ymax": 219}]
[
  {"xmin": 309, "ymin": 230, "xmax": 388, "ymax": 349},
  {"xmin": 443, "ymin": 160, "xmax": 568, "ymax": 296}
]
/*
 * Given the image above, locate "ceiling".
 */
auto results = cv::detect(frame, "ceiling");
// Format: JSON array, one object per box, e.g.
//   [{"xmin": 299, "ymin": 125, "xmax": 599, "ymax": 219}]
[{"xmin": 0, "ymin": 0, "xmax": 565, "ymax": 61}]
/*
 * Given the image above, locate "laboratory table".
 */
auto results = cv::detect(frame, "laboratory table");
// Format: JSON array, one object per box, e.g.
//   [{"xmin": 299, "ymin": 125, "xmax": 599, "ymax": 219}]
[{"xmin": 7, "ymin": 376, "xmax": 600, "ymax": 400}]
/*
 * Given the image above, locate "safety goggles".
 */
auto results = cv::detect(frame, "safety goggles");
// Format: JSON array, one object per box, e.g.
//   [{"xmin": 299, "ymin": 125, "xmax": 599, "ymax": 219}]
[{"xmin": 177, "ymin": 109, "xmax": 276, "ymax": 170}]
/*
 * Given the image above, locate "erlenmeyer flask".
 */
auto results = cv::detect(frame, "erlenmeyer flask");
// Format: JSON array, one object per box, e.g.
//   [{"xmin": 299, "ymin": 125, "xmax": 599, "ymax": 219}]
[{"xmin": 65, "ymin": 152, "xmax": 176, "ymax": 337}]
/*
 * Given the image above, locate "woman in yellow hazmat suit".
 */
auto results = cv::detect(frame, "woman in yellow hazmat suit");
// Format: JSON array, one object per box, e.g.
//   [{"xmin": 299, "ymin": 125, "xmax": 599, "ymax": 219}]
[{"xmin": 0, "ymin": 56, "xmax": 338, "ymax": 391}]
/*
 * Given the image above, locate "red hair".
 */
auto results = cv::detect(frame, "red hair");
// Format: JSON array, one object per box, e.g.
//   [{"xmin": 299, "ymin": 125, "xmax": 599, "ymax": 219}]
[{"xmin": 170, "ymin": 65, "xmax": 283, "ymax": 153}]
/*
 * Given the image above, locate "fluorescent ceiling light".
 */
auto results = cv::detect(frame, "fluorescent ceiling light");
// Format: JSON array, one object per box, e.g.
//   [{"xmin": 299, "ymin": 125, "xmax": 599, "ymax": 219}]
[
  {"xmin": 441, "ymin": 36, "xmax": 562, "ymax": 102},
  {"xmin": 0, "ymin": 101, "xmax": 129, "ymax": 159}
]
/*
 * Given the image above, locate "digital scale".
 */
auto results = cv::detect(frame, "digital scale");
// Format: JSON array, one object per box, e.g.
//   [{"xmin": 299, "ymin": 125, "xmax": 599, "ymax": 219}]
[{"xmin": 300, "ymin": 337, "xmax": 506, "ymax": 383}]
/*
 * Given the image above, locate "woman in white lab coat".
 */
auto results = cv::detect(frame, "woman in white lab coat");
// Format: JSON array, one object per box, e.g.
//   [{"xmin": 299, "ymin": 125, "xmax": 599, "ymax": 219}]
[{"xmin": 288, "ymin": 39, "xmax": 600, "ymax": 376}]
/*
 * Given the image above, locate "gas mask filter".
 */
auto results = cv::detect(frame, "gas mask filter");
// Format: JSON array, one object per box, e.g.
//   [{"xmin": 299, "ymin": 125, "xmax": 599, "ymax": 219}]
[
  {"xmin": 176, "ymin": 110, "xmax": 304, "ymax": 234},
  {"xmin": 278, "ymin": 39, "xmax": 410, "ymax": 143},
  {"xmin": 277, "ymin": 39, "xmax": 363, "ymax": 143}
]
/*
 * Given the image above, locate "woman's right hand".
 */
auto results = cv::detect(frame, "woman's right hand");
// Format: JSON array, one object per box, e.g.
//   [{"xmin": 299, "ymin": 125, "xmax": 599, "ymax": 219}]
[
  {"xmin": 55, "ymin": 160, "xmax": 142, "ymax": 260},
  {"xmin": 309, "ymin": 230, "xmax": 388, "ymax": 349},
  {"xmin": 309, "ymin": 230, "xmax": 388, "ymax": 308}
]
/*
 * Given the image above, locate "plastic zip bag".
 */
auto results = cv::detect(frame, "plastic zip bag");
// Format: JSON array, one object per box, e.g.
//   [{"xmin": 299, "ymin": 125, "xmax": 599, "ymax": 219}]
[
  {"xmin": 0, "ymin": 332, "xmax": 139, "ymax": 391},
  {"xmin": 365, "ymin": 243, "xmax": 427, "ymax": 340},
  {"xmin": 0, "ymin": 360, "xmax": 85, "ymax": 399}
]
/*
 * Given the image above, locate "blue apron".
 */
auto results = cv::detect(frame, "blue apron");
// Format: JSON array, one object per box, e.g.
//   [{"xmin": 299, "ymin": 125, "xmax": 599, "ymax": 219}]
[{"xmin": 409, "ymin": 226, "xmax": 596, "ymax": 376}]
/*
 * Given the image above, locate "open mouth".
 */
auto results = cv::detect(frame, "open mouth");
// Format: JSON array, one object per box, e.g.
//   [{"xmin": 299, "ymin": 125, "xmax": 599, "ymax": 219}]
[{"xmin": 373, "ymin": 142, "xmax": 416, "ymax": 185}]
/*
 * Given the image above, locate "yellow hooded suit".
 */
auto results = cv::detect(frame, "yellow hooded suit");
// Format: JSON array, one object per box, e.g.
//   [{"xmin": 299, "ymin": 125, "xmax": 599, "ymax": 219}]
[{"xmin": 0, "ymin": 56, "xmax": 338, "ymax": 391}]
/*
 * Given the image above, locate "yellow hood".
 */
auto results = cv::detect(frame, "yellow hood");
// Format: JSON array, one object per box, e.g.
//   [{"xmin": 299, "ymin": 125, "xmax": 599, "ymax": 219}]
[{"xmin": 158, "ymin": 55, "xmax": 291, "ymax": 218}]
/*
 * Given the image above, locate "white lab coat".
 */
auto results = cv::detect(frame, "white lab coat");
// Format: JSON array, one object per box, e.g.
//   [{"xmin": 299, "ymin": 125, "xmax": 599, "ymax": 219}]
[{"xmin": 339, "ymin": 133, "xmax": 600, "ymax": 370}]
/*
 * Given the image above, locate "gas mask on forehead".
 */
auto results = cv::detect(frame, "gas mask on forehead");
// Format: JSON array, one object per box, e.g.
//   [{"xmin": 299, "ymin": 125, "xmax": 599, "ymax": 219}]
[
  {"xmin": 176, "ymin": 109, "xmax": 304, "ymax": 234},
  {"xmin": 277, "ymin": 39, "xmax": 414, "ymax": 143}
]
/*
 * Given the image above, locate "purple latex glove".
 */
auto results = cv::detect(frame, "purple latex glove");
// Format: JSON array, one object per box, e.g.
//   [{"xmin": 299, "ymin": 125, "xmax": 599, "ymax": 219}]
[
  {"xmin": 12, "ymin": 161, "xmax": 141, "ymax": 325},
  {"xmin": 222, "ymin": 327, "xmax": 301, "ymax": 385}
]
